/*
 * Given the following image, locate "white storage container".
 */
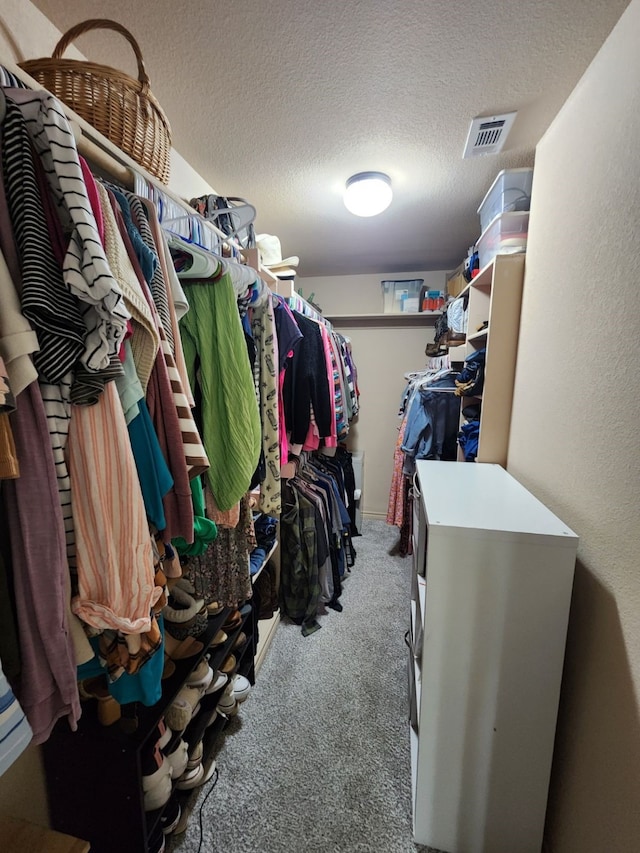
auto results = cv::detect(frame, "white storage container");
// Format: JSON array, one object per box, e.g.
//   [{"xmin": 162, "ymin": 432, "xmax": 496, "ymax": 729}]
[
  {"xmin": 478, "ymin": 167, "xmax": 533, "ymax": 234},
  {"xmin": 381, "ymin": 279, "xmax": 424, "ymax": 313},
  {"xmin": 477, "ymin": 211, "xmax": 529, "ymax": 270}
]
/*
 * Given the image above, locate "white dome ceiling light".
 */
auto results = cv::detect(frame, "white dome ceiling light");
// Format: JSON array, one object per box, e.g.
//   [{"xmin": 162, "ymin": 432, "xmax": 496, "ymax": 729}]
[{"xmin": 344, "ymin": 171, "xmax": 392, "ymax": 217}]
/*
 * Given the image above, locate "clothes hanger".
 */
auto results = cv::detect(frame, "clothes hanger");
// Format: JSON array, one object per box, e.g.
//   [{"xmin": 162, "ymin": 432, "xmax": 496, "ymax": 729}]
[{"xmin": 168, "ymin": 234, "xmax": 222, "ymax": 279}]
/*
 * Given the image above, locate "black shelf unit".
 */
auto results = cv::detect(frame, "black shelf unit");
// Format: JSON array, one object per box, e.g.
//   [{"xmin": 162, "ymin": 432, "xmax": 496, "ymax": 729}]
[{"xmin": 43, "ymin": 601, "xmax": 257, "ymax": 853}]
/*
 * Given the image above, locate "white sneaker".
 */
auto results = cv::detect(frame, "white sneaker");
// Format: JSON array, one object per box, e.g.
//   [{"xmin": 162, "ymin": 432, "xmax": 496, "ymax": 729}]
[
  {"xmin": 175, "ymin": 764, "xmax": 204, "ymax": 790},
  {"xmin": 165, "ymin": 738, "xmax": 189, "ymax": 779},
  {"xmin": 142, "ymin": 757, "xmax": 172, "ymax": 811},
  {"xmin": 187, "ymin": 661, "xmax": 214, "ymax": 692},
  {"xmin": 232, "ymin": 674, "xmax": 251, "ymax": 703},
  {"xmin": 217, "ymin": 686, "xmax": 238, "ymax": 716},
  {"xmin": 187, "ymin": 740, "xmax": 203, "ymax": 770},
  {"xmin": 205, "ymin": 671, "xmax": 228, "ymax": 695}
]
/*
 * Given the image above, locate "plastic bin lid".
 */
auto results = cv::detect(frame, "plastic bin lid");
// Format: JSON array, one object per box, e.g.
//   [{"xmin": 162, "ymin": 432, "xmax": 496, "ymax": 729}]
[
  {"xmin": 477, "ymin": 167, "xmax": 534, "ymax": 216},
  {"xmin": 476, "ymin": 210, "xmax": 530, "ymax": 244}
]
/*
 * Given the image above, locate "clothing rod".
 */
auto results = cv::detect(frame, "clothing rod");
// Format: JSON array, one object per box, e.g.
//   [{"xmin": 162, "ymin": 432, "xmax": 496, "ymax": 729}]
[
  {"xmin": 69, "ymin": 121, "xmax": 133, "ymax": 187},
  {"xmin": 1, "ymin": 55, "xmax": 244, "ymax": 254}
]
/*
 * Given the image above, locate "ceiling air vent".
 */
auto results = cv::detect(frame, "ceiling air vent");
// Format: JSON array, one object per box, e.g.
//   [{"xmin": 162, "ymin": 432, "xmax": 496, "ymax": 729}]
[{"xmin": 462, "ymin": 112, "xmax": 517, "ymax": 158}]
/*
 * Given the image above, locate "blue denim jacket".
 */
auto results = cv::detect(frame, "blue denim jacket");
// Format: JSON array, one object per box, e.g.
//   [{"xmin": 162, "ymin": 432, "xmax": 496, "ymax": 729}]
[{"xmin": 401, "ymin": 374, "xmax": 459, "ymax": 475}]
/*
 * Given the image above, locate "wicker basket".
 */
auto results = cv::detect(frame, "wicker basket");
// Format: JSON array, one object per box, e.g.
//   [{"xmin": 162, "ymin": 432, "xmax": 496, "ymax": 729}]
[{"xmin": 19, "ymin": 18, "xmax": 172, "ymax": 184}]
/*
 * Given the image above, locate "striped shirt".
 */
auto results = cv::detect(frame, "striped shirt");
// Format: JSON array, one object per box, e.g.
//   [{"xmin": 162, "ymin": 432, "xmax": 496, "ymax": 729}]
[
  {"xmin": 124, "ymin": 191, "xmax": 175, "ymax": 354},
  {"xmin": 110, "ymin": 201, "xmax": 209, "ymax": 482},
  {"xmin": 0, "ymin": 661, "xmax": 32, "ymax": 777},
  {"xmin": 6, "ymin": 88, "xmax": 130, "ymax": 371},
  {"xmin": 1, "ymin": 100, "xmax": 86, "ymax": 383}
]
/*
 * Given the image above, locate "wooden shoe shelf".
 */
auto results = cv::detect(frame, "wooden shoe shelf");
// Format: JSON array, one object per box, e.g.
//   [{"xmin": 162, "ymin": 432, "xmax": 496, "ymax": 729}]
[{"xmin": 42, "ymin": 602, "xmax": 258, "ymax": 853}]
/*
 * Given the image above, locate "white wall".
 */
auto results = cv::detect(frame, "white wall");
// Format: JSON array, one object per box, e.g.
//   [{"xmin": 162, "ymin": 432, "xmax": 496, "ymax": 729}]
[
  {"xmin": 507, "ymin": 1, "xmax": 640, "ymax": 849},
  {"xmin": 300, "ymin": 270, "xmax": 447, "ymax": 517},
  {"xmin": 301, "ymin": 269, "xmax": 446, "ymax": 316}
]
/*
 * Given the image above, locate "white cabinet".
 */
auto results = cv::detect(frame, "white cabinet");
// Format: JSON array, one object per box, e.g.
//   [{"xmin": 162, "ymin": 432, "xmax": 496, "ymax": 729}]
[{"xmin": 409, "ymin": 461, "xmax": 578, "ymax": 853}]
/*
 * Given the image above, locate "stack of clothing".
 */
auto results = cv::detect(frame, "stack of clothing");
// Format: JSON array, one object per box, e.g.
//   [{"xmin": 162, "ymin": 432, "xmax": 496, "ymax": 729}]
[{"xmin": 250, "ymin": 514, "xmax": 278, "ymax": 577}]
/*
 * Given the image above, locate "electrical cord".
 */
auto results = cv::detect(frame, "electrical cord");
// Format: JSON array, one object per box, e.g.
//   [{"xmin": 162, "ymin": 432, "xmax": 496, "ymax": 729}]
[
  {"xmin": 502, "ymin": 190, "xmax": 531, "ymax": 213},
  {"xmin": 196, "ymin": 765, "xmax": 220, "ymax": 853}
]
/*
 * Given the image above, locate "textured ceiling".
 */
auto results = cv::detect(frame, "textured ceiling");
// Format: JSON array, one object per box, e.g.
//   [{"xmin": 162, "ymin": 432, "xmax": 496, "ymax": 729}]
[{"xmin": 30, "ymin": 0, "xmax": 629, "ymax": 276}]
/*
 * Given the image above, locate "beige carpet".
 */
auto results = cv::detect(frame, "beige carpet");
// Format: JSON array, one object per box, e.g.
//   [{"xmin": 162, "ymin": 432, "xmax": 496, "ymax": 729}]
[{"xmin": 169, "ymin": 518, "xmax": 434, "ymax": 853}]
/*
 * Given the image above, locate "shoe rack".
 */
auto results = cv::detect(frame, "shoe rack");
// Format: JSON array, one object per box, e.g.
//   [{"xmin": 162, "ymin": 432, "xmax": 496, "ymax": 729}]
[{"xmin": 42, "ymin": 602, "xmax": 258, "ymax": 853}]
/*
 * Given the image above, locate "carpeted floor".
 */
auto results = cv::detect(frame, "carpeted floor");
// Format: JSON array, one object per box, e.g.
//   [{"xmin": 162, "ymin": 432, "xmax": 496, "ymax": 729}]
[{"xmin": 168, "ymin": 518, "xmax": 431, "ymax": 853}]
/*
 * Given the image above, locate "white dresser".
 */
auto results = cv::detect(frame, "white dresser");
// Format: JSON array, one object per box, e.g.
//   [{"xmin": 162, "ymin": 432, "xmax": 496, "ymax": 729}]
[{"xmin": 409, "ymin": 461, "xmax": 578, "ymax": 853}]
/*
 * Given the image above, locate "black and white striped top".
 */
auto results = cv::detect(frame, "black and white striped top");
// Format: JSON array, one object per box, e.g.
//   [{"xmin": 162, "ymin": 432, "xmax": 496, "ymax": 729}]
[
  {"xmin": 1, "ymin": 99, "xmax": 86, "ymax": 384},
  {"xmin": 6, "ymin": 88, "xmax": 130, "ymax": 371}
]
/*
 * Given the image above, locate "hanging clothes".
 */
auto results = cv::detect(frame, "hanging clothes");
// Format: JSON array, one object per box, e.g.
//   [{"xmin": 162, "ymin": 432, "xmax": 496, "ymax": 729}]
[
  {"xmin": 96, "ymin": 182, "xmax": 159, "ymax": 391},
  {"xmin": 1, "ymin": 100, "xmax": 87, "ymax": 385},
  {"xmin": 0, "ymin": 247, "xmax": 39, "ymax": 397},
  {"xmin": 401, "ymin": 372, "xmax": 460, "ymax": 475},
  {"xmin": 180, "ymin": 271, "xmax": 261, "ymax": 511},
  {"xmin": 387, "ymin": 416, "xmax": 409, "ymax": 530},
  {"xmin": 282, "ymin": 310, "xmax": 333, "ymax": 447},
  {"xmin": 1, "ymin": 380, "xmax": 80, "ymax": 743},
  {"xmin": 0, "ymin": 81, "xmax": 213, "ymax": 735},
  {"xmin": 272, "ymin": 294, "xmax": 303, "ymax": 466},
  {"xmin": 279, "ymin": 451, "xmax": 356, "ymax": 635},
  {"xmin": 250, "ymin": 290, "xmax": 281, "ymax": 515},
  {"xmin": 6, "ymin": 88, "xmax": 130, "ymax": 372},
  {"xmin": 185, "ymin": 493, "xmax": 254, "ymax": 609},
  {"xmin": 68, "ymin": 380, "xmax": 161, "ymax": 634}
]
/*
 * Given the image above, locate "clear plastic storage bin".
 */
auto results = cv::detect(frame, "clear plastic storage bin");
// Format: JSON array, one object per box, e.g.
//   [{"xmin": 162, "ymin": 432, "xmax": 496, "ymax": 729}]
[
  {"xmin": 476, "ymin": 211, "xmax": 529, "ymax": 270},
  {"xmin": 381, "ymin": 279, "xmax": 424, "ymax": 313},
  {"xmin": 478, "ymin": 167, "xmax": 533, "ymax": 234}
]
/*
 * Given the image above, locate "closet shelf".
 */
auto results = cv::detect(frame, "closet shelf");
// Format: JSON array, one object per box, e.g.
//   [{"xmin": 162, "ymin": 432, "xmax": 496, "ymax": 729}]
[
  {"xmin": 455, "ymin": 253, "xmax": 524, "ymax": 464},
  {"xmin": 251, "ymin": 539, "xmax": 279, "ymax": 584},
  {"xmin": 453, "ymin": 258, "xmax": 496, "ymax": 300},
  {"xmin": 326, "ymin": 312, "xmax": 442, "ymax": 328},
  {"xmin": 467, "ymin": 327, "xmax": 488, "ymax": 342},
  {"xmin": 4, "ymin": 57, "xmax": 254, "ymax": 262}
]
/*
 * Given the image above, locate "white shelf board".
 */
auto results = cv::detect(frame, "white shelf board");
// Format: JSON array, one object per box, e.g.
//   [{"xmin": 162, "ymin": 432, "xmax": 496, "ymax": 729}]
[
  {"xmin": 467, "ymin": 327, "xmax": 488, "ymax": 342},
  {"xmin": 453, "ymin": 257, "xmax": 496, "ymax": 300},
  {"xmin": 255, "ymin": 609, "xmax": 280, "ymax": 674},
  {"xmin": 326, "ymin": 312, "xmax": 442, "ymax": 328}
]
